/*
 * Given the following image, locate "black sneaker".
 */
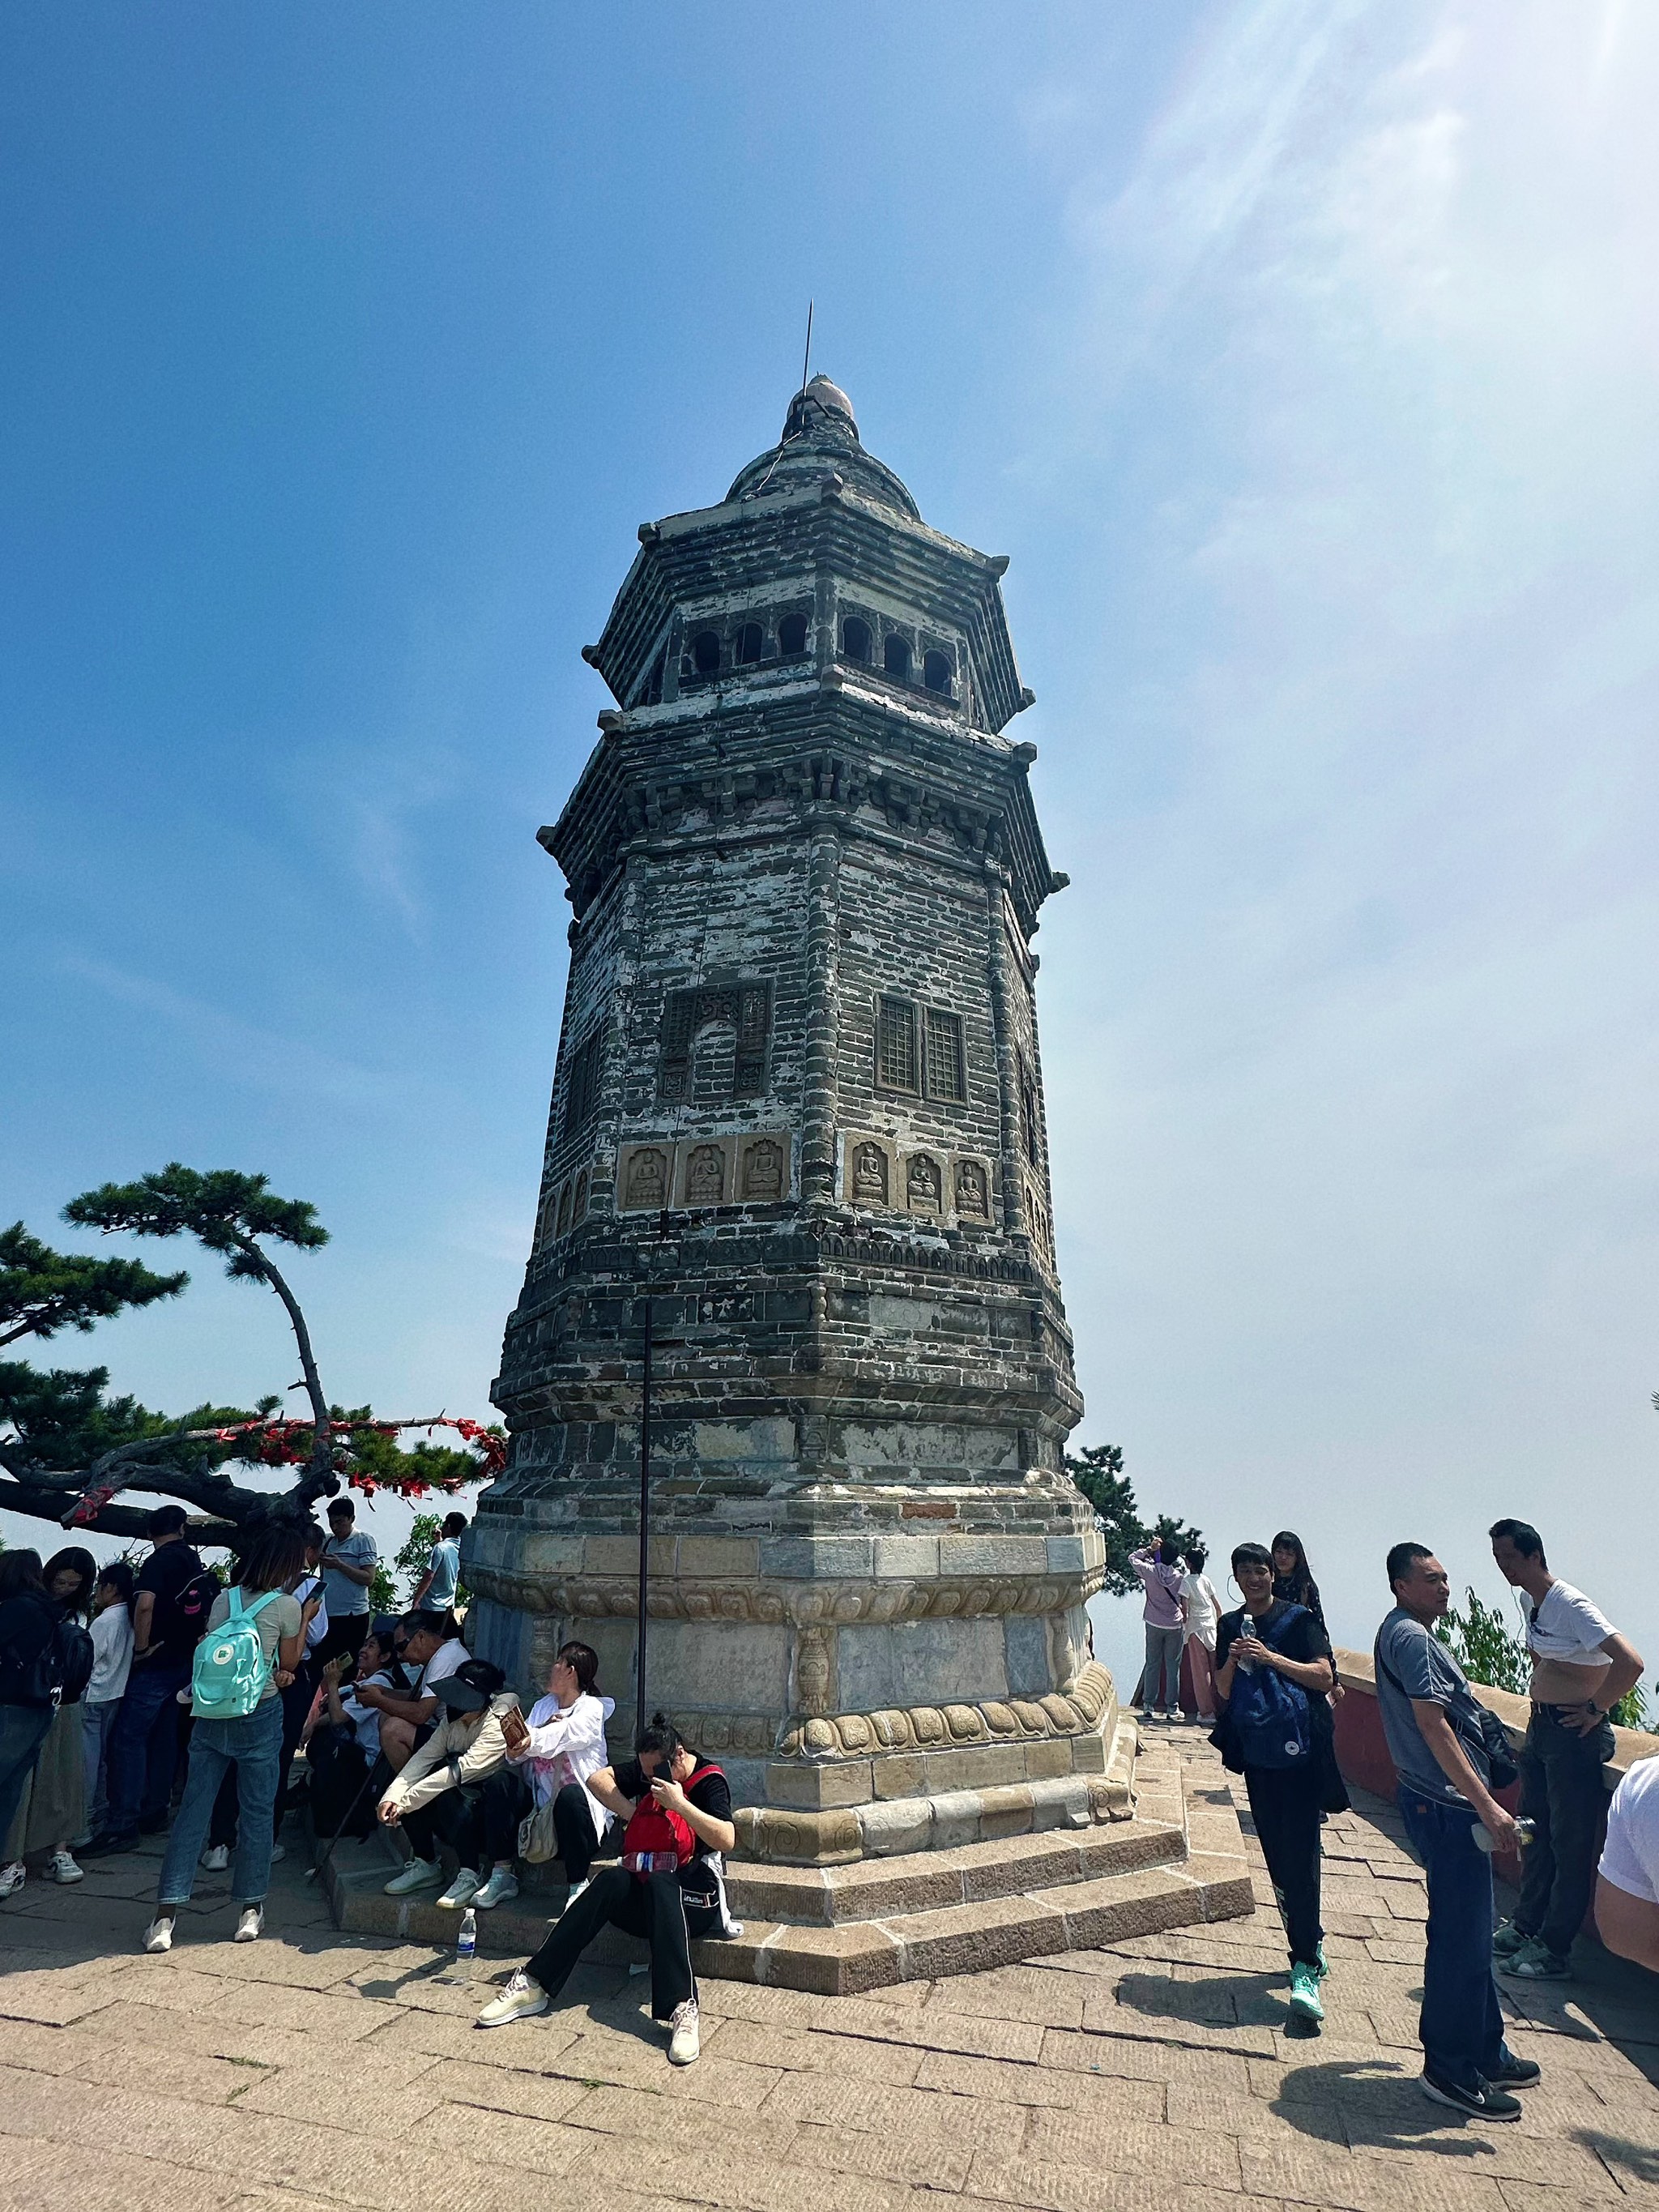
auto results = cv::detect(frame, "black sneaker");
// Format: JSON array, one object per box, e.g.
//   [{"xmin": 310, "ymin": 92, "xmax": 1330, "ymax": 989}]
[
  {"xmin": 79, "ymin": 1830, "xmax": 139, "ymax": 1859},
  {"xmin": 1421, "ymin": 2072, "xmax": 1522, "ymax": 2121},
  {"xmin": 1485, "ymin": 2050, "xmax": 1542, "ymax": 2089},
  {"xmin": 137, "ymin": 1811, "xmax": 169, "ymax": 1836}
]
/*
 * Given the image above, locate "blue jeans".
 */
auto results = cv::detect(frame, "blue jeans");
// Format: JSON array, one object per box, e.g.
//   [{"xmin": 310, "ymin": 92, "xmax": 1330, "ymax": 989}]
[
  {"xmin": 0, "ymin": 1703, "xmax": 55, "ymax": 1855},
  {"xmin": 81, "ymin": 1699, "xmax": 122, "ymax": 1836},
  {"xmin": 105, "ymin": 1658, "xmax": 191, "ymax": 1834},
  {"xmin": 1397, "ymin": 1785, "xmax": 1508, "ymax": 2090},
  {"xmin": 157, "ymin": 1698, "xmax": 283, "ymax": 1907}
]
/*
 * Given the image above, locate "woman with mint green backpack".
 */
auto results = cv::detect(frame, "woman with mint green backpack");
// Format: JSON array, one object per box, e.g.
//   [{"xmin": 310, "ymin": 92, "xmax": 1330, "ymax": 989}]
[{"xmin": 143, "ymin": 1525, "xmax": 305, "ymax": 1954}]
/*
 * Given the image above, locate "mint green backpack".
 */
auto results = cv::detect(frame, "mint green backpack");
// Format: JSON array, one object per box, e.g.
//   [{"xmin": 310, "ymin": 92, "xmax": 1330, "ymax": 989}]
[{"xmin": 191, "ymin": 1587, "xmax": 280, "ymax": 1719}]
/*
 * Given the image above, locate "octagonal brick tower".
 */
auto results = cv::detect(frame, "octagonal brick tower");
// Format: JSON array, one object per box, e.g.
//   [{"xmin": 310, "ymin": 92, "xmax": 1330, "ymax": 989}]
[{"xmin": 467, "ymin": 378, "xmax": 1118, "ymax": 1867}]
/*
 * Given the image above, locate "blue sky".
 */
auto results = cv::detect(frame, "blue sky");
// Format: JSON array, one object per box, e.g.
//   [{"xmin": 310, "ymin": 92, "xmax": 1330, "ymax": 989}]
[{"xmin": 4, "ymin": 2, "xmax": 1657, "ymax": 1682}]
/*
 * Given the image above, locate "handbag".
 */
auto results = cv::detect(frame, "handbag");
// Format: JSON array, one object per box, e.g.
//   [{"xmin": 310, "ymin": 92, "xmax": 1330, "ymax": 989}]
[{"xmin": 1377, "ymin": 1646, "xmax": 1517, "ymax": 1791}]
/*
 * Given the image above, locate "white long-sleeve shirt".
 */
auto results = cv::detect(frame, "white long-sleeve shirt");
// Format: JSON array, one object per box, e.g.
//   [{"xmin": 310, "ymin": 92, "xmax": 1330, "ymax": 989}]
[
  {"xmin": 87, "ymin": 1601, "xmax": 134, "ymax": 1703},
  {"xmin": 508, "ymin": 1689, "xmax": 616, "ymax": 1839}
]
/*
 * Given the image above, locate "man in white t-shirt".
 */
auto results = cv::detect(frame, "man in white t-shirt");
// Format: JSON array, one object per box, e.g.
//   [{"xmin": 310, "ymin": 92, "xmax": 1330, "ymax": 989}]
[
  {"xmin": 1596, "ymin": 1757, "xmax": 1659, "ymax": 1971},
  {"xmin": 1489, "ymin": 1518, "xmax": 1645, "ymax": 1979}
]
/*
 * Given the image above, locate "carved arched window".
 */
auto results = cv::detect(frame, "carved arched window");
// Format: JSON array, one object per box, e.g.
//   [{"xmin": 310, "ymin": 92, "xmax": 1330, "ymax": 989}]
[
  {"xmin": 840, "ymin": 616, "xmax": 872, "ymax": 664},
  {"xmin": 778, "ymin": 611, "xmax": 808, "ymax": 656},
  {"xmin": 692, "ymin": 630, "xmax": 721, "ymax": 675},
  {"xmin": 883, "ymin": 634, "xmax": 911, "ymax": 681},
  {"xmin": 923, "ymin": 649, "xmax": 953, "ymax": 697},
  {"xmin": 735, "ymin": 621, "xmax": 764, "ymax": 665}
]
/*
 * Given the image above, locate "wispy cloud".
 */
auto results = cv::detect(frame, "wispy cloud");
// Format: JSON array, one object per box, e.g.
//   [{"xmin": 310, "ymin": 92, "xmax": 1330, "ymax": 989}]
[
  {"xmin": 1028, "ymin": 0, "xmax": 1659, "ymax": 1647},
  {"xmin": 59, "ymin": 954, "xmax": 394, "ymax": 1109}
]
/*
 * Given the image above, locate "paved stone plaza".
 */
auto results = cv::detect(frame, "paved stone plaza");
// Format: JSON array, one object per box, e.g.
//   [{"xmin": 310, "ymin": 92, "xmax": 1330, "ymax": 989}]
[{"xmin": 3, "ymin": 1728, "xmax": 1655, "ymax": 2212}]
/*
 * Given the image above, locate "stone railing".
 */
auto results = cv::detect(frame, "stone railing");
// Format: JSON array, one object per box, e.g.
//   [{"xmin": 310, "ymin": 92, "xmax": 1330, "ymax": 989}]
[{"xmin": 1331, "ymin": 1646, "xmax": 1657, "ymax": 1895}]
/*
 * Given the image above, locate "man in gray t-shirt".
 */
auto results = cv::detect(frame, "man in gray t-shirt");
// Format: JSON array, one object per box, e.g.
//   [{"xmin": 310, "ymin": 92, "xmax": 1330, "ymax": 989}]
[
  {"xmin": 1374, "ymin": 1542, "xmax": 1535, "ymax": 2121},
  {"xmin": 1375, "ymin": 1603, "xmax": 1492, "ymax": 1804}
]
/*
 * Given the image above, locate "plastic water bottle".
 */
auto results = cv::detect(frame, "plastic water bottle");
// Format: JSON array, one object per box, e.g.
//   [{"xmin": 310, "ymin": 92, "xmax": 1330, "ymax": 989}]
[
  {"xmin": 1237, "ymin": 1616, "xmax": 1256, "ymax": 1674},
  {"xmin": 1473, "ymin": 1818, "xmax": 1535, "ymax": 1855},
  {"xmin": 456, "ymin": 1907, "xmax": 477, "ymax": 1980}
]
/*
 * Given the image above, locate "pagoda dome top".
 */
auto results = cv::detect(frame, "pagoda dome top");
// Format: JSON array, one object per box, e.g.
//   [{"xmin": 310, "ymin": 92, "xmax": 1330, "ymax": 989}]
[{"xmin": 725, "ymin": 374, "xmax": 922, "ymax": 522}]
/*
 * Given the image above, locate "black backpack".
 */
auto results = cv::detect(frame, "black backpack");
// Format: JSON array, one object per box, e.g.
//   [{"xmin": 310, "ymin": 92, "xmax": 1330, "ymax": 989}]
[
  {"xmin": 174, "ymin": 1566, "xmax": 224, "ymax": 1645},
  {"xmin": 1, "ymin": 1608, "xmax": 95, "ymax": 1708}
]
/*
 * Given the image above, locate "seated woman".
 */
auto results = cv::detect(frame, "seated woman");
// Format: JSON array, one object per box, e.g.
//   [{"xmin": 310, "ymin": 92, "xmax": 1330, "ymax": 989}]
[
  {"xmin": 472, "ymin": 1638, "xmax": 615, "ymax": 1911},
  {"xmin": 476, "ymin": 1710, "xmax": 734, "ymax": 2067},
  {"xmin": 353, "ymin": 1611, "xmax": 470, "ymax": 1772},
  {"xmin": 305, "ymin": 1621, "xmax": 401, "ymax": 1839},
  {"xmin": 377, "ymin": 1658, "xmax": 519, "ymax": 1907}
]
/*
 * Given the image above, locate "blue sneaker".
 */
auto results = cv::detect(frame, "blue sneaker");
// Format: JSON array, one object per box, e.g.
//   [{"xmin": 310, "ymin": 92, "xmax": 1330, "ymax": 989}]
[{"xmin": 1289, "ymin": 1962, "xmax": 1325, "ymax": 2023}]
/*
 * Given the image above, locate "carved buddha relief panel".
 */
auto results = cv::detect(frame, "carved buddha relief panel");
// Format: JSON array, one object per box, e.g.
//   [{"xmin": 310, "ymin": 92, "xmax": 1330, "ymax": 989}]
[
  {"xmin": 615, "ymin": 1131, "xmax": 793, "ymax": 1213},
  {"xmin": 842, "ymin": 1133, "xmax": 997, "ymax": 1228}
]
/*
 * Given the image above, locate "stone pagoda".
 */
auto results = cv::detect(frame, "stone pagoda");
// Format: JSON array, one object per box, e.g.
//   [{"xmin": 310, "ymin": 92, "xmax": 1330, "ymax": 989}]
[{"xmin": 458, "ymin": 379, "xmax": 1251, "ymax": 1987}]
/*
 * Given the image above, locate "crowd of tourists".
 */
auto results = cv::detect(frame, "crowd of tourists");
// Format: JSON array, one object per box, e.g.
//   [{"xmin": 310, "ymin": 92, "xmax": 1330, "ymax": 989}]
[
  {"xmin": 3, "ymin": 1492, "xmax": 1657, "ymax": 2098},
  {"xmin": 1129, "ymin": 1512, "xmax": 1656, "ymax": 2121},
  {"xmin": 0, "ymin": 1495, "xmax": 734, "ymax": 2068}
]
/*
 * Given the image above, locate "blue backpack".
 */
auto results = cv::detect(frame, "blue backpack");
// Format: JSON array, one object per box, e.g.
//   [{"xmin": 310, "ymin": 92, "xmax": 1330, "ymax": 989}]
[
  {"xmin": 191, "ymin": 1587, "xmax": 280, "ymax": 1719},
  {"xmin": 1226, "ymin": 1604, "xmax": 1314, "ymax": 1770}
]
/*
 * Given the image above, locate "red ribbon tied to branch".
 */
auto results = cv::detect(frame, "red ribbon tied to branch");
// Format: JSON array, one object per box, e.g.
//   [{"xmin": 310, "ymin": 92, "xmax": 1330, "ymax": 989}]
[{"xmin": 66, "ymin": 1412, "xmax": 506, "ymax": 1526}]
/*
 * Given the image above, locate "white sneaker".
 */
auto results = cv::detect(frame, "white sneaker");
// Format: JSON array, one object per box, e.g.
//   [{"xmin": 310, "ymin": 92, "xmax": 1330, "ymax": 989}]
[
  {"xmin": 269, "ymin": 1843, "xmax": 285, "ymax": 1864},
  {"xmin": 142, "ymin": 1915, "xmax": 175, "ymax": 1954},
  {"xmin": 667, "ymin": 1998, "xmax": 701, "ymax": 2065},
  {"xmin": 560, "ymin": 1875, "xmax": 591, "ymax": 1915},
  {"xmin": 472, "ymin": 1867, "xmax": 520, "ymax": 1911},
  {"xmin": 0, "ymin": 1860, "xmax": 27, "ymax": 1899},
  {"xmin": 476, "ymin": 1969, "xmax": 550, "ymax": 2027},
  {"xmin": 199, "ymin": 1845, "xmax": 231, "ymax": 1873},
  {"xmin": 234, "ymin": 1906, "xmax": 263, "ymax": 1943},
  {"xmin": 383, "ymin": 1858, "xmax": 442, "ymax": 1896},
  {"xmin": 46, "ymin": 1850, "xmax": 84, "ymax": 1884},
  {"xmin": 436, "ymin": 1868, "xmax": 482, "ymax": 1910}
]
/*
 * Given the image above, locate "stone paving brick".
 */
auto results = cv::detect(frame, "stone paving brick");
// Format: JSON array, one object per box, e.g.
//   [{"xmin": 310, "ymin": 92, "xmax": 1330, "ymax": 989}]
[
  {"xmin": 1041, "ymin": 2027, "xmax": 1254, "ymax": 2090},
  {"xmin": 697, "ymin": 1981, "xmax": 829, "ymax": 2029},
  {"xmin": 4, "ymin": 2131, "xmax": 228, "ymax": 2212},
  {"xmin": 964, "ymin": 2152, "xmax": 1273, "ymax": 2212},
  {"xmin": 703, "ymin": 2016, "xmax": 924, "ymax": 2084},
  {"xmin": 231, "ymin": 2069, "xmax": 448, "ymax": 2133},
  {"xmin": 1164, "ymin": 2086, "xmax": 1346, "ymax": 2142},
  {"xmin": 564, "ymin": 2131, "xmax": 925, "ymax": 2212},
  {"xmin": 418, "ymin": 2054, "xmax": 593, "ymax": 2120},
  {"xmin": 1023, "ymin": 2112, "xmax": 1245, "ymax": 2185},
  {"xmin": 1341, "ymin": 2115, "xmax": 1624, "ymax": 2191},
  {"xmin": 792, "ymin": 2116, "xmax": 976, "ymax": 2191},
  {"xmin": 914, "ymin": 2048, "xmax": 1165, "ymax": 2120},
  {"xmin": 122, "ymin": 1962, "xmax": 390, "ymax": 2038},
  {"xmin": 809, "ymin": 1994, "xmax": 1045, "ymax": 2061},
  {"xmin": 1244, "ymin": 2139, "xmax": 1511, "ymax": 2211},
  {"xmin": 922, "ymin": 1961, "xmax": 1089, "ymax": 2029},
  {"xmin": 761, "ymin": 2065, "xmax": 1026, "ymax": 2142}
]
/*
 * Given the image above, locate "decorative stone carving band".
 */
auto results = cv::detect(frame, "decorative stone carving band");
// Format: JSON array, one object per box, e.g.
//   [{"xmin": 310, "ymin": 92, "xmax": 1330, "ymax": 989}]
[
  {"xmin": 774, "ymin": 1662, "xmax": 1116, "ymax": 1763},
  {"xmin": 464, "ymin": 1564, "xmax": 1098, "ymax": 1624}
]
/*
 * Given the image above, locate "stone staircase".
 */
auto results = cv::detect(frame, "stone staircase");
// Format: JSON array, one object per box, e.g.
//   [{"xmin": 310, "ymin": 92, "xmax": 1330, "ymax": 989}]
[{"xmin": 322, "ymin": 1730, "xmax": 1255, "ymax": 1996}]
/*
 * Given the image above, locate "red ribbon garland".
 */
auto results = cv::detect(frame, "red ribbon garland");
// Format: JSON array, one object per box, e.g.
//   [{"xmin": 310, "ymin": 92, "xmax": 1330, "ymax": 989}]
[{"xmin": 66, "ymin": 1413, "xmax": 505, "ymax": 1526}]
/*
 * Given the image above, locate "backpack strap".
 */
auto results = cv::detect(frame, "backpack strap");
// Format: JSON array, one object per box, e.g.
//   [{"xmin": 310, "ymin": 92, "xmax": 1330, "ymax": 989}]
[
  {"xmin": 228, "ymin": 1587, "xmax": 281, "ymax": 1625},
  {"xmin": 684, "ymin": 1762, "xmax": 724, "ymax": 1789}
]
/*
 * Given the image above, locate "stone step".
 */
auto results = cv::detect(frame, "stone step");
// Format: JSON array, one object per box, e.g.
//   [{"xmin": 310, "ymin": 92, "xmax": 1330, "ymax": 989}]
[
  {"xmin": 322, "ymin": 1740, "xmax": 1254, "ymax": 1996},
  {"xmin": 725, "ymin": 1801, "xmax": 1185, "ymax": 1925}
]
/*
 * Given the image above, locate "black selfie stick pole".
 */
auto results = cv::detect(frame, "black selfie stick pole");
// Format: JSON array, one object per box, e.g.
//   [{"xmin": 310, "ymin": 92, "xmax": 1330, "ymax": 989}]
[{"xmin": 636, "ymin": 1289, "xmax": 653, "ymax": 1743}]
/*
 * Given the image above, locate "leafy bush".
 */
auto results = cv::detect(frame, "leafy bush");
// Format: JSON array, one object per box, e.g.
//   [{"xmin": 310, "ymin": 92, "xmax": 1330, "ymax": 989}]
[{"xmin": 1434, "ymin": 1588, "xmax": 1529, "ymax": 1692}]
